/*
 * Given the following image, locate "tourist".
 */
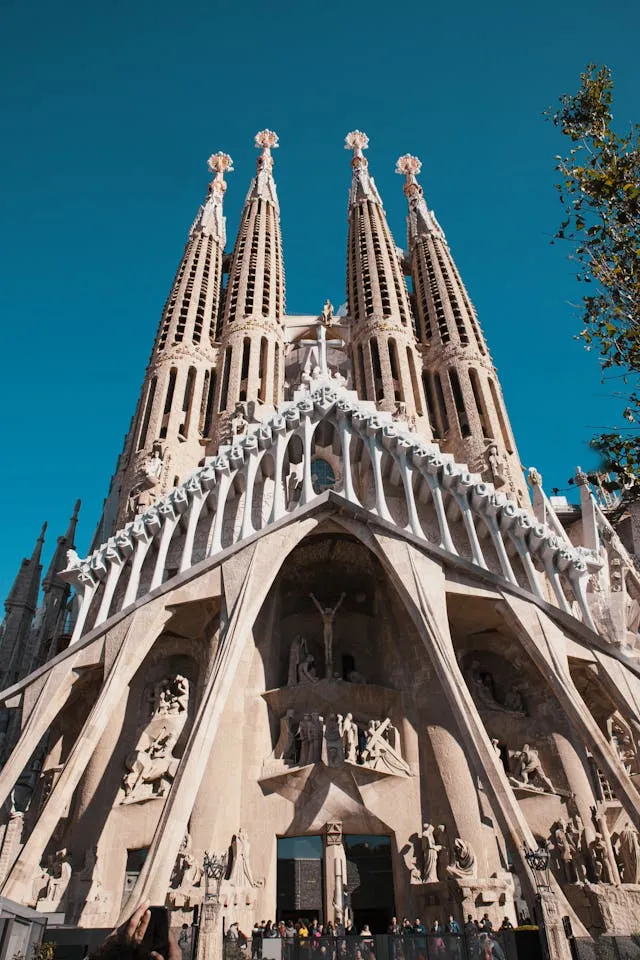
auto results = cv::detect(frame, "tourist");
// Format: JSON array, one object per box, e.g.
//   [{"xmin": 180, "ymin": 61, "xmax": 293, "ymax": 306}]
[
  {"xmin": 264, "ymin": 921, "xmax": 278, "ymax": 939},
  {"xmin": 251, "ymin": 921, "xmax": 264, "ymax": 959},
  {"xmin": 445, "ymin": 916, "xmax": 460, "ymax": 935},
  {"xmin": 480, "ymin": 914, "xmax": 493, "ymax": 933},
  {"xmin": 178, "ymin": 924, "xmax": 190, "ymax": 960},
  {"xmin": 498, "ymin": 918, "xmax": 513, "ymax": 931}
]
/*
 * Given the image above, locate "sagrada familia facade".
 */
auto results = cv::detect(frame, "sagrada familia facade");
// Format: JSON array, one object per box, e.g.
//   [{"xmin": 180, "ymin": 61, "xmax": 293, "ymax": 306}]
[{"xmin": 2, "ymin": 129, "xmax": 640, "ymax": 959}]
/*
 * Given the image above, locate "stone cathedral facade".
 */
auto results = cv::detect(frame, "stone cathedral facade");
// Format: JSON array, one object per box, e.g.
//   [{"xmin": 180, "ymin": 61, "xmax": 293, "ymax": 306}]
[{"xmin": 2, "ymin": 130, "xmax": 640, "ymax": 958}]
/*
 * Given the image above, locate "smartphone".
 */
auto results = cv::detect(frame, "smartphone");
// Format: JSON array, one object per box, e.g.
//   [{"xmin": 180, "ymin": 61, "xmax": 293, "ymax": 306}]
[{"xmin": 141, "ymin": 906, "xmax": 170, "ymax": 959}]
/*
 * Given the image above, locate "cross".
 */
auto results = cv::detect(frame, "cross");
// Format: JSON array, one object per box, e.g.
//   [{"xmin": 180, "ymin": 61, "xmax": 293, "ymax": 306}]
[
  {"xmin": 300, "ymin": 310, "xmax": 345, "ymax": 379},
  {"xmin": 361, "ymin": 718, "xmax": 410, "ymax": 774}
]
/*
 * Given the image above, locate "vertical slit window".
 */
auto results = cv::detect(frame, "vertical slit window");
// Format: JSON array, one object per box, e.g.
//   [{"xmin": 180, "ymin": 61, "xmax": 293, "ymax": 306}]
[
  {"xmin": 389, "ymin": 339, "xmax": 402, "ymax": 401},
  {"xmin": 273, "ymin": 344, "xmax": 280, "ymax": 404},
  {"xmin": 449, "ymin": 368, "xmax": 471, "ymax": 438},
  {"xmin": 137, "ymin": 376, "xmax": 157, "ymax": 450},
  {"xmin": 179, "ymin": 367, "xmax": 197, "ymax": 439},
  {"xmin": 407, "ymin": 347, "xmax": 423, "ymax": 416},
  {"xmin": 422, "ymin": 372, "xmax": 440, "ymax": 438},
  {"xmin": 371, "ymin": 338, "xmax": 383, "ymax": 402},
  {"xmin": 259, "ymin": 337, "xmax": 269, "ymax": 402},
  {"xmin": 241, "ymin": 337, "xmax": 251, "ymax": 379},
  {"xmin": 159, "ymin": 368, "xmax": 177, "ymax": 439},
  {"xmin": 203, "ymin": 369, "xmax": 216, "ymax": 437},
  {"xmin": 219, "ymin": 348, "xmax": 231, "ymax": 412},
  {"xmin": 358, "ymin": 344, "xmax": 367, "ymax": 399},
  {"xmin": 434, "ymin": 372, "xmax": 449, "ymax": 434},
  {"xmin": 469, "ymin": 369, "xmax": 490, "ymax": 438},
  {"xmin": 488, "ymin": 379, "xmax": 514, "ymax": 453}
]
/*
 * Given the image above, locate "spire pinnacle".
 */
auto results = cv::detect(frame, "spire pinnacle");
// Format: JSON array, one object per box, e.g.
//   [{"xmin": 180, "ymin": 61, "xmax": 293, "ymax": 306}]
[
  {"xmin": 396, "ymin": 154, "xmax": 445, "ymax": 242},
  {"xmin": 207, "ymin": 151, "xmax": 234, "ymax": 198},
  {"xmin": 65, "ymin": 499, "xmax": 81, "ymax": 545},
  {"xmin": 249, "ymin": 130, "xmax": 279, "ymax": 206},
  {"xmin": 33, "ymin": 522, "xmax": 47, "ymax": 560},
  {"xmin": 190, "ymin": 150, "xmax": 233, "ymax": 242},
  {"xmin": 345, "ymin": 131, "xmax": 383, "ymax": 207}
]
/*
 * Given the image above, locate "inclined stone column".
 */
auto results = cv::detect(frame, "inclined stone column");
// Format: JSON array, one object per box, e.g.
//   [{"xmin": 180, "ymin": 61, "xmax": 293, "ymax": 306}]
[{"xmin": 426, "ymin": 702, "xmax": 495, "ymax": 878}]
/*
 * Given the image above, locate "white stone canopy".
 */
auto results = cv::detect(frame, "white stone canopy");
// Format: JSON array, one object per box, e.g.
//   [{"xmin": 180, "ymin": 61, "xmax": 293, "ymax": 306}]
[{"xmin": 62, "ymin": 385, "xmax": 595, "ymax": 642}]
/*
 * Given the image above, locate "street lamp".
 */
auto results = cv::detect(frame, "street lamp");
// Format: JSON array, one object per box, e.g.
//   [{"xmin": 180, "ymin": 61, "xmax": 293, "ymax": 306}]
[
  {"xmin": 203, "ymin": 851, "xmax": 228, "ymax": 903},
  {"xmin": 524, "ymin": 845, "xmax": 551, "ymax": 890}
]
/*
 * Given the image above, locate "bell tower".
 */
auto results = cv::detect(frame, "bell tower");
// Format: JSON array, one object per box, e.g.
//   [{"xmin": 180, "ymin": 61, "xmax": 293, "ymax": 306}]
[{"xmin": 397, "ymin": 154, "xmax": 528, "ymax": 503}]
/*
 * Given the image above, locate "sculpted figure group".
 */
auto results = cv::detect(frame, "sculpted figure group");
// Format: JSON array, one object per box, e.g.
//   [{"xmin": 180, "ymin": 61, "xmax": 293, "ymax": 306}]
[
  {"xmin": 406, "ymin": 824, "xmax": 477, "ymax": 885},
  {"xmin": 120, "ymin": 675, "xmax": 190, "ymax": 804},
  {"xmin": 270, "ymin": 709, "xmax": 408, "ymax": 775}
]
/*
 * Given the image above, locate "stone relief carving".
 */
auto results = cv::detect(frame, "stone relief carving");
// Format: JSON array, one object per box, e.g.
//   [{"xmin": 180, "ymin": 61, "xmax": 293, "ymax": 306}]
[
  {"xmin": 309, "ymin": 592, "xmax": 346, "ymax": 678},
  {"xmin": 447, "ymin": 838, "xmax": 477, "ymax": 879},
  {"xmin": 510, "ymin": 744, "xmax": 555, "ymax": 793},
  {"xmin": 228, "ymin": 828, "xmax": 258, "ymax": 890},
  {"xmin": 120, "ymin": 675, "xmax": 189, "ymax": 804},
  {"xmin": 589, "ymin": 833, "xmax": 613, "ymax": 884},
  {"xmin": 614, "ymin": 822, "xmax": 640, "ymax": 884},
  {"xmin": 168, "ymin": 830, "xmax": 203, "ymax": 907},
  {"xmin": 486, "ymin": 442, "xmax": 506, "ymax": 489},
  {"xmin": 607, "ymin": 713, "xmax": 639, "ymax": 775},
  {"xmin": 34, "ymin": 848, "xmax": 73, "ymax": 912},
  {"xmin": 264, "ymin": 710, "xmax": 409, "ymax": 776},
  {"xmin": 420, "ymin": 823, "xmax": 442, "ymax": 883},
  {"xmin": 550, "ymin": 820, "xmax": 582, "ymax": 884},
  {"xmin": 465, "ymin": 660, "xmax": 526, "ymax": 715}
]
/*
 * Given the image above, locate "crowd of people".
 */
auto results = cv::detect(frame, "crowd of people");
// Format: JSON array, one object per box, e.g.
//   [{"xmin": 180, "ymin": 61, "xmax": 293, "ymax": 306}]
[{"xmin": 225, "ymin": 913, "xmax": 521, "ymax": 960}]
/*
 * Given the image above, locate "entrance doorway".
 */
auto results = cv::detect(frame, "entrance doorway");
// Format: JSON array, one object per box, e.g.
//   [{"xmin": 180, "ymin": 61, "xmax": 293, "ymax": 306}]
[
  {"xmin": 277, "ymin": 836, "xmax": 324, "ymax": 923},
  {"xmin": 344, "ymin": 835, "xmax": 394, "ymax": 934}
]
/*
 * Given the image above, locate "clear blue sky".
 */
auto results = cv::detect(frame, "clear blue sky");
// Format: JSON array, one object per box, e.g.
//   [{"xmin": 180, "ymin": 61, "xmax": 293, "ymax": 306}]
[{"xmin": 1, "ymin": 0, "xmax": 639, "ymax": 599}]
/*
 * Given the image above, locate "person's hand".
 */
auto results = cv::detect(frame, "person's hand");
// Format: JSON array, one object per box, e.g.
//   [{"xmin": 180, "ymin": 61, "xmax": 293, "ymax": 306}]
[{"xmin": 110, "ymin": 901, "xmax": 152, "ymax": 944}]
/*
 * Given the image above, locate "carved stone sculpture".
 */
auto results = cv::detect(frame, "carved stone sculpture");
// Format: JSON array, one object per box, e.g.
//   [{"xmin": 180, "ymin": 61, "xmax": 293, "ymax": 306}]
[
  {"xmin": 513, "ymin": 744, "xmax": 555, "ymax": 793},
  {"xmin": 420, "ymin": 823, "xmax": 441, "ymax": 882},
  {"xmin": 298, "ymin": 653, "xmax": 319, "ymax": 684},
  {"xmin": 169, "ymin": 831, "xmax": 203, "ymax": 906},
  {"xmin": 486, "ymin": 442, "xmax": 506, "ymax": 488},
  {"xmin": 287, "ymin": 635, "xmax": 308, "ymax": 686},
  {"xmin": 447, "ymin": 838, "xmax": 477, "ymax": 879},
  {"xmin": 298, "ymin": 714, "xmax": 312, "ymax": 766},
  {"xmin": 342, "ymin": 713, "xmax": 358, "ymax": 764},
  {"xmin": 361, "ymin": 718, "xmax": 410, "ymax": 776},
  {"xmin": 551, "ymin": 821, "xmax": 578, "ymax": 884},
  {"xmin": 590, "ymin": 833, "xmax": 612, "ymax": 884},
  {"xmin": 616, "ymin": 822, "xmax": 640, "ymax": 884},
  {"xmin": 35, "ymin": 848, "xmax": 73, "ymax": 912},
  {"xmin": 271, "ymin": 709, "xmax": 297, "ymax": 765},
  {"xmin": 229, "ymin": 827, "xmax": 257, "ymax": 889},
  {"xmin": 120, "ymin": 675, "xmax": 189, "ymax": 804},
  {"xmin": 308, "ymin": 712, "xmax": 324, "ymax": 764},
  {"xmin": 324, "ymin": 714, "xmax": 345, "ymax": 767},
  {"xmin": 465, "ymin": 660, "xmax": 498, "ymax": 708},
  {"xmin": 309, "ymin": 592, "xmax": 345, "ymax": 678}
]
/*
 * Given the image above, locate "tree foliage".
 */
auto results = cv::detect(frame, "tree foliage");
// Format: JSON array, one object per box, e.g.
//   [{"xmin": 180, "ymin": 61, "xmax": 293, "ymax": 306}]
[{"xmin": 548, "ymin": 64, "xmax": 640, "ymax": 492}]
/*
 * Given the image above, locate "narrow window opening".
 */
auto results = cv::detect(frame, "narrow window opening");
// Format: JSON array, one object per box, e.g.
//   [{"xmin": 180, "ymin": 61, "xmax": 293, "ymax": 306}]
[
  {"xmin": 137, "ymin": 376, "xmax": 157, "ymax": 451},
  {"xmin": 449, "ymin": 368, "xmax": 471, "ymax": 438},
  {"xmin": 159, "ymin": 368, "xmax": 177, "ymax": 439},
  {"xmin": 469, "ymin": 369, "xmax": 490, "ymax": 438},
  {"xmin": 179, "ymin": 366, "xmax": 197, "ymax": 439},
  {"xmin": 434, "ymin": 373, "xmax": 449, "ymax": 434},
  {"xmin": 422, "ymin": 372, "xmax": 440, "ymax": 438},
  {"xmin": 219, "ymin": 347, "xmax": 231, "ymax": 411},
  {"xmin": 488, "ymin": 379, "xmax": 514, "ymax": 454},
  {"xmin": 259, "ymin": 337, "xmax": 269, "ymax": 402},
  {"xmin": 358, "ymin": 344, "xmax": 367, "ymax": 400},
  {"xmin": 407, "ymin": 347, "xmax": 423, "ymax": 416},
  {"xmin": 371, "ymin": 339, "xmax": 383, "ymax": 402}
]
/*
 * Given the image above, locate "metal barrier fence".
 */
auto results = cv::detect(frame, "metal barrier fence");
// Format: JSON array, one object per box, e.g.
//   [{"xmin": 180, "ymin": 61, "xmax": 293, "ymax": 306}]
[{"xmin": 224, "ymin": 932, "xmax": 518, "ymax": 960}]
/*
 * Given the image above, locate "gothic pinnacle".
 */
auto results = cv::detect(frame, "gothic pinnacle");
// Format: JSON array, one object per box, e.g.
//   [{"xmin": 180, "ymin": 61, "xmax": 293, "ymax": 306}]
[
  {"xmin": 396, "ymin": 153, "xmax": 444, "ymax": 242},
  {"xmin": 207, "ymin": 151, "xmax": 234, "ymax": 198},
  {"xmin": 250, "ymin": 130, "xmax": 279, "ymax": 207},
  {"xmin": 345, "ymin": 130, "xmax": 383, "ymax": 208}
]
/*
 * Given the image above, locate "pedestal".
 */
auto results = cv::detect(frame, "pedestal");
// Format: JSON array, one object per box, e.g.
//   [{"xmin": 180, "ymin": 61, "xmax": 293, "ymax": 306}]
[
  {"xmin": 536, "ymin": 891, "xmax": 573, "ymax": 960},
  {"xmin": 197, "ymin": 901, "xmax": 225, "ymax": 960}
]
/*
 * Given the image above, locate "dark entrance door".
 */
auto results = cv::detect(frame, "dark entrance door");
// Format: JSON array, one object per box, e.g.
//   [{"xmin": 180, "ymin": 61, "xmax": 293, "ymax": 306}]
[
  {"xmin": 277, "ymin": 836, "xmax": 324, "ymax": 923},
  {"xmin": 344, "ymin": 835, "xmax": 395, "ymax": 934}
]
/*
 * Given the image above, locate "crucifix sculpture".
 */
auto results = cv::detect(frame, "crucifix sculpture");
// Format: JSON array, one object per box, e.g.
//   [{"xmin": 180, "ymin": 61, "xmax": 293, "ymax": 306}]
[
  {"xmin": 309, "ymin": 592, "xmax": 345, "ymax": 678},
  {"xmin": 299, "ymin": 303, "xmax": 345, "ymax": 380}
]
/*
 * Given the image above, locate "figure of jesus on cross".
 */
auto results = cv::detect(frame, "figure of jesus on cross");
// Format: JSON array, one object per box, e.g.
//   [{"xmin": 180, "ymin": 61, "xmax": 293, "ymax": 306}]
[{"xmin": 309, "ymin": 592, "xmax": 345, "ymax": 678}]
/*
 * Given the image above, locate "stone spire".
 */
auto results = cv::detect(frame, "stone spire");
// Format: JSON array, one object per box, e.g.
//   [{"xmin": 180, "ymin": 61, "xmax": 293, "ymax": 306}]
[
  {"xmin": 101, "ymin": 152, "xmax": 233, "ymax": 532},
  {"xmin": 30, "ymin": 500, "xmax": 82, "ymax": 669},
  {"xmin": 397, "ymin": 154, "xmax": 529, "ymax": 504},
  {"xmin": 212, "ymin": 131, "xmax": 286, "ymax": 438},
  {"xmin": 345, "ymin": 133, "xmax": 430, "ymax": 431},
  {"xmin": 0, "ymin": 523, "xmax": 46, "ymax": 686}
]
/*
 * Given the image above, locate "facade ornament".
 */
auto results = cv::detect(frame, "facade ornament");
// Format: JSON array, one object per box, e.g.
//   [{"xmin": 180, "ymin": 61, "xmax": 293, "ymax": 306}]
[
  {"xmin": 287, "ymin": 634, "xmax": 308, "ymax": 685},
  {"xmin": 361, "ymin": 718, "xmax": 410, "ymax": 775},
  {"xmin": 324, "ymin": 713, "xmax": 345, "ymax": 767},
  {"xmin": 309, "ymin": 592, "xmax": 345, "ymax": 677},
  {"xmin": 486, "ymin": 442, "xmax": 506, "ymax": 488},
  {"xmin": 615, "ymin": 822, "xmax": 640, "ymax": 884},
  {"xmin": 589, "ymin": 833, "xmax": 613, "ymax": 883},
  {"xmin": 420, "ymin": 823, "xmax": 442, "ymax": 882},
  {"xmin": 511, "ymin": 743, "xmax": 555, "ymax": 793},
  {"xmin": 168, "ymin": 831, "xmax": 203, "ymax": 906},
  {"xmin": 120, "ymin": 675, "xmax": 189, "ymax": 804},
  {"xmin": 341, "ymin": 712, "xmax": 358, "ymax": 764},
  {"xmin": 34, "ymin": 848, "xmax": 73, "ymax": 912},
  {"xmin": 228, "ymin": 827, "xmax": 258, "ymax": 889},
  {"xmin": 447, "ymin": 838, "xmax": 477, "ymax": 879},
  {"xmin": 550, "ymin": 821, "xmax": 579, "ymax": 884},
  {"xmin": 271, "ymin": 708, "xmax": 297, "ymax": 765}
]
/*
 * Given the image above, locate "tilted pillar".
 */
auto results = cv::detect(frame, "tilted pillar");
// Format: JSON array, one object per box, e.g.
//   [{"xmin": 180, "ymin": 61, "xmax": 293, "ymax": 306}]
[
  {"xmin": 211, "ymin": 131, "xmax": 286, "ymax": 445},
  {"xmin": 344, "ymin": 132, "xmax": 431, "ymax": 436},
  {"xmin": 397, "ymin": 155, "xmax": 529, "ymax": 505}
]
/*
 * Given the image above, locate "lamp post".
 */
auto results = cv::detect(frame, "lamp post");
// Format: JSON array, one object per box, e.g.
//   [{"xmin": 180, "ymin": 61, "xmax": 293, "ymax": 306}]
[
  {"xmin": 523, "ymin": 845, "xmax": 569, "ymax": 960},
  {"xmin": 203, "ymin": 851, "xmax": 228, "ymax": 903}
]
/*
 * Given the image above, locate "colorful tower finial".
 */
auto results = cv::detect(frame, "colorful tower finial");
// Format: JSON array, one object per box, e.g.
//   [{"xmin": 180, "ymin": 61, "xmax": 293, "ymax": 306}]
[
  {"xmin": 345, "ymin": 131, "xmax": 382, "ymax": 208},
  {"xmin": 396, "ymin": 154, "xmax": 444, "ymax": 240},
  {"xmin": 345, "ymin": 130, "xmax": 369, "ymax": 160},
  {"xmin": 207, "ymin": 151, "xmax": 234, "ymax": 196}
]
